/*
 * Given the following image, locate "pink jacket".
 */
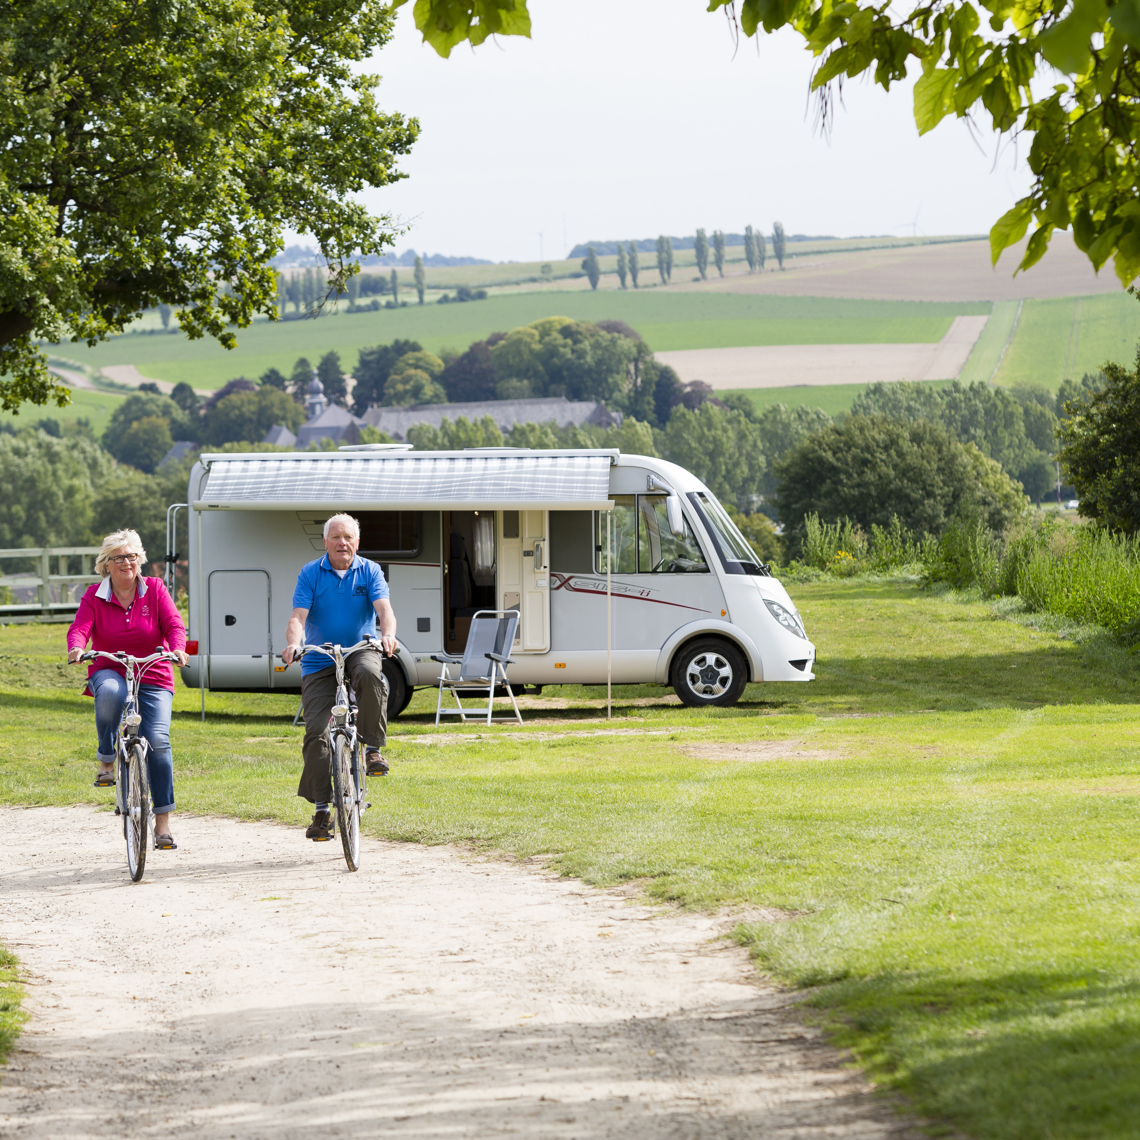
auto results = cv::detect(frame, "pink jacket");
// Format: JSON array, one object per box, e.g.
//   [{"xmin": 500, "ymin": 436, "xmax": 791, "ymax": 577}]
[{"xmin": 67, "ymin": 576, "xmax": 187, "ymax": 693}]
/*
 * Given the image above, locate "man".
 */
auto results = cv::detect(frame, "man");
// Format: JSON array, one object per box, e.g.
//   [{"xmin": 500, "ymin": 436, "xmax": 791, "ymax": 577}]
[{"xmin": 283, "ymin": 513, "xmax": 398, "ymax": 840}]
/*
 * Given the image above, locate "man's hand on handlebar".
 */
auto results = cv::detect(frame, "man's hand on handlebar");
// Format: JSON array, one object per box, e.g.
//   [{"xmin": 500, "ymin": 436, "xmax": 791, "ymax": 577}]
[
  {"xmin": 378, "ymin": 633, "xmax": 397, "ymax": 658},
  {"xmin": 282, "ymin": 644, "xmax": 303, "ymax": 666}
]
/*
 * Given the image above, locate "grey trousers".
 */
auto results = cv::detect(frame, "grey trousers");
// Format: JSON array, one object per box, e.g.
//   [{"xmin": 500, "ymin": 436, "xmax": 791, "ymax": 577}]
[{"xmin": 298, "ymin": 647, "xmax": 389, "ymax": 804}]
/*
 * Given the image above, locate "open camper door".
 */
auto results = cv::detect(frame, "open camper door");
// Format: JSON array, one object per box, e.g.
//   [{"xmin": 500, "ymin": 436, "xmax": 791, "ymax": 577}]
[{"xmin": 497, "ymin": 509, "xmax": 549, "ymax": 652}]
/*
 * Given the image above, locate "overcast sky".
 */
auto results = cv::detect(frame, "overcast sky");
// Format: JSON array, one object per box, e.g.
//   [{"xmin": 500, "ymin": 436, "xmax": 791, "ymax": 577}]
[{"xmin": 346, "ymin": 0, "xmax": 1034, "ymax": 263}]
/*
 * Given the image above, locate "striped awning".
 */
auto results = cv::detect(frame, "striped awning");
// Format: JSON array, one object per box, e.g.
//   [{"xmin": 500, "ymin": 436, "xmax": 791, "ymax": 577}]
[{"xmin": 193, "ymin": 451, "xmax": 616, "ymax": 511}]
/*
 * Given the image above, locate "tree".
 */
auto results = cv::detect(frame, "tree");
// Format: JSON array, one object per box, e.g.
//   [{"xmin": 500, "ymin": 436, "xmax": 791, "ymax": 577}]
[
  {"xmin": 1057, "ymin": 355, "xmax": 1140, "ymax": 532},
  {"xmin": 582, "ymin": 246, "xmax": 601, "ymax": 290},
  {"xmin": 712, "ymin": 230, "xmax": 726, "ymax": 277},
  {"xmin": 777, "ymin": 416, "xmax": 1027, "ymax": 543},
  {"xmin": 0, "ymin": 432, "xmax": 112, "ymax": 547},
  {"xmin": 665, "ymin": 237, "xmax": 674, "ymax": 281},
  {"xmin": 2, "ymin": 0, "xmax": 418, "ymax": 414},
  {"xmin": 169, "ymin": 382, "xmax": 201, "ymax": 420},
  {"xmin": 158, "ymin": 304, "xmax": 172, "ymax": 330},
  {"xmin": 393, "ymin": 350, "xmax": 445, "ymax": 380},
  {"xmin": 390, "ymin": 270, "xmax": 399, "ymax": 305},
  {"xmin": 399, "ymin": 1, "xmax": 1140, "ymax": 290},
  {"xmin": 290, "ymin": 358, "xmax": 315, "ymax": 403},
  {"xmin": 743, "ymin": 226, "xmax": 757, "ymax": 273},
  {"xmin": 203, "ymin": 387, "xmax": 305, "ymax": 445},
  {"xmin": 353, "ymin": 339, "xmax": 423, "ymax": 412},
  {"xmin": 616, "ymin": 244, "xmax": 628, "ymax": 289},
  {"xmin": 694, "ymin": 229, "xmax": 709, "ymax": 280},
  {"xmin": 383, "ymin": 369, "xmax": 447, "ymax": 406},
  {"xmin": 656, "ymin": 236, "xmax": 668, "ymax": 285},
  {"xmin": 103, "ymin": 393, "xmax": 194, "ymax": 459},
  {"xmin": 317, "ymin": 351, "xmax": 348, "ymax": 406},
  {"xmin": 414, "ymin": 255, "xmax": 426, "ymax": 305},
  {"xmin": 752, "ymin": 402, "xmax": 833, "ymax": 498},
  {"xmin": 628, "ymin": 242, "xmax": 640, "ymax": 288},
  {"xmin": 661, "ymin": 404, "xmax": 767, "ymax": 509},
  {"xmin": 755, "ymin": 227, "xmax": 766, "ymax": 271},
  {"xmin": 653, "ymin": 364, "xmax": 684, "ymax": 427},
  {"xmin": 92, "ymin": 468, "xmax": 170, "ymax": 567},
  {"xmin": 772, "ymin": 223, "xmax": 786, "ymax": 270},
  {"xmin": 439, "ymin": 340, "xmax": 498, "ymax": 403},
  {"xmin": 258, "ymin": 368, "xmax": 289, "ymax": 392},
  {"xmin": 409, "ymin": 414, "xmax": 504, "ymax": 450},
  {"xmin": 118, "ymin": 416, "xmax": 174, "ymax": 475}
]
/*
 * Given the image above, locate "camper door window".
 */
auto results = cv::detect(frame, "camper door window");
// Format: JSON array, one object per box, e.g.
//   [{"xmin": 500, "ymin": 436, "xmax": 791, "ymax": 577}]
[{"xmin": 595, "ymin": 496, "xmax": 709, "ymax": 575}]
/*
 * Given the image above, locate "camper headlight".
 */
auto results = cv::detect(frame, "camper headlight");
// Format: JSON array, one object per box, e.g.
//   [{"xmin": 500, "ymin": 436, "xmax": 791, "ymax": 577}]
[{"xmin": 764, "ymin": 599, "xmax": 806, "ymax": 639}]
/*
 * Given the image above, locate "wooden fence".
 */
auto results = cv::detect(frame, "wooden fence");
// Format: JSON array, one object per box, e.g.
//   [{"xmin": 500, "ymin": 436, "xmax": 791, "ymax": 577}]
[{"xmin": 0, "ymin": 547, "xmax": 102, "ymax": 623}]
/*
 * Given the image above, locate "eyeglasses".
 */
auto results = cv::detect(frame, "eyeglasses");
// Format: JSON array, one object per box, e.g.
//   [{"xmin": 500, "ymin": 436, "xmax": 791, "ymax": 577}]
[{"xmin": 109, "ymin": 554, "xmax": 140, "ymax": 564}]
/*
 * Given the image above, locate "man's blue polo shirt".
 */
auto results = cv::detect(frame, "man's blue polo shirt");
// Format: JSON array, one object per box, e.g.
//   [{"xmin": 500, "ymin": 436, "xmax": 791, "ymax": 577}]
[{"xmin": 292, "ymin": 554, "xmax": 389, "ymax": 676}]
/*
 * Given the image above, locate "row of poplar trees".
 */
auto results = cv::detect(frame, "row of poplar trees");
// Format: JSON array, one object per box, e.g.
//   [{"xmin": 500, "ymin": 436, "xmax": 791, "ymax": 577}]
[{"xmin": 580, "ymin": 225, "xmax": 787, "ymax": 290}]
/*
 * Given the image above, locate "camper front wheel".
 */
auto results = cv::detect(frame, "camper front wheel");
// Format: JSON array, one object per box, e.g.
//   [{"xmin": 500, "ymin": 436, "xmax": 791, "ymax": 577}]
[
  {"xmin": 383, "ymin": 659, "xmax": 414, "ymax": 719},
  {"xmin": 671, "ymin": 638, "xmax": 748, "ymax": 708}
]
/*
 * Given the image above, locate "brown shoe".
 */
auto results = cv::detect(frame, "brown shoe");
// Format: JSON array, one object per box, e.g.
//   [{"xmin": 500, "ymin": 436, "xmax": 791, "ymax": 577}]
[
  {"xmin": 305, "ymin": 810, "xmax": 333, "ymax": 841},
  {"xmin": 365, "ymin": 750, "xmax": 389, "ymax": 777}
]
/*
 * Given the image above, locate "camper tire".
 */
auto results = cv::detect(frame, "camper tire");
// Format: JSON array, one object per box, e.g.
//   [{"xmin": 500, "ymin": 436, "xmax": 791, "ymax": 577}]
[
  {"xmin": 670, "ymin": 638, "xmax": 748, "ymax": 708},
  {"xmin": 383, "ymin": 658, "xmax": 413, "ymax": 719}
]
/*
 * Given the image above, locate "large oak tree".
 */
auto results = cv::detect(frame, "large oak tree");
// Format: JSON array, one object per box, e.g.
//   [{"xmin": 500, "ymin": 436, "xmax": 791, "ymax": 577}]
[{"xmin": 0, "ymin": 0, "xmax": 417, "ymax": 410}]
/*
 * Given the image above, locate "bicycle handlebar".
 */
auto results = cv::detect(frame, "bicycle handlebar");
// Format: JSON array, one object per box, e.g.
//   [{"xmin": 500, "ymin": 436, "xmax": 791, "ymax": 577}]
[
  {"xmin": 295, "ymin": 638, "xmax": 386, "ymax": 660},
  {"xmin": 76, "ymin": 649, "xmax": 181, "ymax": 666}
]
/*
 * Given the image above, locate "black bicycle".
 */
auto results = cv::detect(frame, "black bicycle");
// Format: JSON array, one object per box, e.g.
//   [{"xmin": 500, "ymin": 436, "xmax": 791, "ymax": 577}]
[
  {"xmin": 296, "ymin": 639, "xmax": 381, "ymax": 871},
  {"xmin": 76, "ymin": 649, "xmax": 179, "ymax": 882}
]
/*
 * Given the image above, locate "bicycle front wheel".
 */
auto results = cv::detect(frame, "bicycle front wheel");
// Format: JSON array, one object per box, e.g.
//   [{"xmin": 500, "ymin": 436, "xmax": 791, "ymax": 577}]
[
  {"xmin": 331, "ymin": 734, "xmax": 361, "ymax": 872},
  {"xmin": 124, "ymin": 742, "xmax": 150, "ymax": 882}
]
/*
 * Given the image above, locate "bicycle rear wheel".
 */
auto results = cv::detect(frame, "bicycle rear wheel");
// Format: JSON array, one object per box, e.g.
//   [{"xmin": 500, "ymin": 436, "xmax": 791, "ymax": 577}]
[
  {"xmin": 331, "ymin": 734, "xmax": 361, "ymax": 872},
  {"xmin": 124, "ymin": 742, "xmax": 150, "ymax": 882}
]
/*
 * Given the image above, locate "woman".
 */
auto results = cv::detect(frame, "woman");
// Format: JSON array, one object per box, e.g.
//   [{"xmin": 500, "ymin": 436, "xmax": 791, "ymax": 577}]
[{"xmin": 67, "ymin": 529, "xmax": 189, "ymax": 849}]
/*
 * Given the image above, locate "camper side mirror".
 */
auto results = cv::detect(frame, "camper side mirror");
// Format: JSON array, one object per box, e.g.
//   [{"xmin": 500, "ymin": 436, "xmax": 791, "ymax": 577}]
[{"xmin": 665, "ymin": 495, "xmax": 685, "ymax": 538}]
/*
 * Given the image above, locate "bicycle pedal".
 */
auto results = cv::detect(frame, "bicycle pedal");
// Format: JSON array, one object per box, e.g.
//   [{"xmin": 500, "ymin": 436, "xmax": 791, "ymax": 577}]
[
  {"xmin": 114, "ymin": 807, "xmax": 121, "ymax": 816},
  {"xmin": 312, "ymin": 835, "xmax": 334, "ymax": 842}
]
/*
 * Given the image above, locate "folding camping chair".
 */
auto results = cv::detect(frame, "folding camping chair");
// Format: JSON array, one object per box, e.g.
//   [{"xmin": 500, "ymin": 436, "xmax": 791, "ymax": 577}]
[{"xmin": 432, "ymin": 609, "xmax": 523, "ymax": 726}]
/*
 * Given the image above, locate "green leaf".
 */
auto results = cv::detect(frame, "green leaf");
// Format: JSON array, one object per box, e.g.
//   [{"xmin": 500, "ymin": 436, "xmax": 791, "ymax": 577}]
[
  {"xmin": 1111, "ymin": 224, "xmax": 1140, "ymax": 284},
  {"xmin": 914, "ymin": 66, "xmax": 961, "ymax": 133},
  {"xmin": 1038, "ymin": 0, "xmax": 1107, "ymax": 74},
  {"xmin": 1019, "ymin": 223, "xmax": 1054, "ymax": 272},
  {"xmin": 1107, "ymin": 0, "xmax": 1140, "ymax": 45},
  {"xmin": 989, "ymin": 200, "xmax": 1034, "ymax": 265}
]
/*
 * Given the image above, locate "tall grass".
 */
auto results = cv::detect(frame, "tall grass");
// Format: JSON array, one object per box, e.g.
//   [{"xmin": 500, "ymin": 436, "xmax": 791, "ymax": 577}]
[{"xmin": 797, "ymin": 512, "xmax": 1140, "ymax": 645}]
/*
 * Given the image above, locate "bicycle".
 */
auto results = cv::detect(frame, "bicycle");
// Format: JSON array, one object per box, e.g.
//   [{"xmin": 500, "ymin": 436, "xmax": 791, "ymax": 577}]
[
  {"xmin": 295, "ymin": 638, "xmax": 383, "ymax": 872},
  {"xmin": 76, "ymin": 648, "xmax": 180, "ymax": 882}
]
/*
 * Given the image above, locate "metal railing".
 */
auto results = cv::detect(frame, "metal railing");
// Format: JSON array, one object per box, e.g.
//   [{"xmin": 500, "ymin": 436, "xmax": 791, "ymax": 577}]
[{"xmin": 0, "ymin": 547, "xmax": 102, "ymax": 622}]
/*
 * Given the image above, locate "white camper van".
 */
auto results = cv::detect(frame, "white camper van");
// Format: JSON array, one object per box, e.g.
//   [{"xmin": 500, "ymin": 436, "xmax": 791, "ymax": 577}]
[{"xmin": 174, "ymin": 446, "xmax": 815, "ymax": 713}]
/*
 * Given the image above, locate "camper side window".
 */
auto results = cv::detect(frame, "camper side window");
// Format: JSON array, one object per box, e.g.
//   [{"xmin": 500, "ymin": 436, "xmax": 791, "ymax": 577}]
[
  {"xmin": 638, "ymin": 496, "xmax": 709, "ymax": 573},
  {"xmin": 594, "ymin": 496, "xmax": 709, "ymax": 574}
]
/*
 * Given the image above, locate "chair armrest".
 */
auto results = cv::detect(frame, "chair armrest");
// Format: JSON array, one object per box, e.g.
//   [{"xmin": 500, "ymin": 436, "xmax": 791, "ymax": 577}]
[
  {"xmin": 430, "ymin": 654, "xmax": 461, "ymax": 663},
  {"xmin": 485, "ymin": 652, "xmax": 515, "ymax": 666}
]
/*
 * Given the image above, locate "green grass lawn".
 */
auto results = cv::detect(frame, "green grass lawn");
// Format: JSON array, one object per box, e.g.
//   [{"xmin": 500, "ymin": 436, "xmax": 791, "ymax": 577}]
[
  {"xmin": 46, "ymin": 294, "xmax": 991, "ymax": 390},
  {"xmin": 719, "ymin": 379, "xmax": 958, "ymax": 417},
  {"xmin": 995, "ymin": 292, "xmax": 1140, "ymax": 387},
  {"xmin": 1, "ymin": 579, "xmax": 1138, "ymax": 1138},
  {"xmin": 958, "ymin": 300, "xmax": 1015, "ymax": 385},
  {"xmin": 0, "ymin": 385, "xmax": 125, "ymax": 436}
]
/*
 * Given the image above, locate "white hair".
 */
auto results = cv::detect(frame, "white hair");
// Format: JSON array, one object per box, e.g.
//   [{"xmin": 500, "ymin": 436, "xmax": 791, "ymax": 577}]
[
  {"xmin": 323, "ymin": 513, "xmax": 361, "ymax": 540},
  {"xmin": 95, "ymin": 529, "xmax": 147, "ymax": 577}
]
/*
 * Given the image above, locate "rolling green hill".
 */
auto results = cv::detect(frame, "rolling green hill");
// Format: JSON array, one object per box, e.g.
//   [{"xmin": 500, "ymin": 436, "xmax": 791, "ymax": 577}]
[{"xmin": 50, "ymin": 293, "xmax": 991, "ymax": 390}]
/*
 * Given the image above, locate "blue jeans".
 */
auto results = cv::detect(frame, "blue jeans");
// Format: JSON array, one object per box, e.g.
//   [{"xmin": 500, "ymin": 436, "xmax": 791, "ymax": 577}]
[{"xmin": 91, "ymin": 669, "xmax": 176, "ymax": 815}]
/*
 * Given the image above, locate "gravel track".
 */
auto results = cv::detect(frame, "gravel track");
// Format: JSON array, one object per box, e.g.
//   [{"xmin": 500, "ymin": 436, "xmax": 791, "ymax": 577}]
[{"xmin": 0, "ymin": 806, "xmax": 918, "ymax": 1139}]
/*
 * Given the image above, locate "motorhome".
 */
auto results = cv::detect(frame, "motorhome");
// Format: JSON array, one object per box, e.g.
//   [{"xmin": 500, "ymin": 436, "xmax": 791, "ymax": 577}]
[{"xmin": 174, "ymin": 446, "xmax": 815, "ymax": 713}]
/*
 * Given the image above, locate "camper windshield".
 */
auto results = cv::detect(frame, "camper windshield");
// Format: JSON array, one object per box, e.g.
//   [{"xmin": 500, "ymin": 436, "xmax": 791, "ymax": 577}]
[{"xmin": 689, "ymin": 492, "xmax": 770, "ymax": 576}]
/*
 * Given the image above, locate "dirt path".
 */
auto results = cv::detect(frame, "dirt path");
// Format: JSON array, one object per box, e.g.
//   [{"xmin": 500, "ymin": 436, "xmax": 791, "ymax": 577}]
[{"xmin": 0, "ymin": 807, "xmax": 917, "ymax": 1139}]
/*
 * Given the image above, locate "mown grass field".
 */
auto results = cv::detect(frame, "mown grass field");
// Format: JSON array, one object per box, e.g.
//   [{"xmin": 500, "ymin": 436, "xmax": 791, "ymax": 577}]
[
  {"xmin": 720, "ymin": 379, "xmax": 957, "ymax": 417},
  {"xmin": 46, "ymin": 294, "xmax": 990, "ymax": 391},
  {"xmin": 995, "ymin": 292, "xmax": 1140, "ymax": 388},
  {"xmin": 2, "ymin": 580, "xmax": 1138, "ymax": 1139}
]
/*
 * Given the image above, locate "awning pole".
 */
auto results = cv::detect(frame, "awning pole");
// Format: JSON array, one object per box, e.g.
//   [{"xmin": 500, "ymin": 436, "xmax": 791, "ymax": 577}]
[
  {"xmin": 197, "ymin": 507, "xmax": 205, "ymax": 723},
  {"xmin": 606, "ymin": 509, "xmax": 612, "ymax": 721}
]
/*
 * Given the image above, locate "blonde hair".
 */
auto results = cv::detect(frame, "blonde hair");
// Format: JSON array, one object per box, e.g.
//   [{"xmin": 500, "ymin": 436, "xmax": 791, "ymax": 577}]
[
  {"xmin": 323, "ymin": 513, "xmax": 360, "ymax": 540},
  {"xmin": 95, "ymin": 529, "xmax": 148, "ymax": 577}
]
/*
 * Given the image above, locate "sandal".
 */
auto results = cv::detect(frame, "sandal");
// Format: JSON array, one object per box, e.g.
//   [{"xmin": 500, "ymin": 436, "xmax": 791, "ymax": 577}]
[
  {"xmin": 93, "ymin": 769, "xmax": 115, "ymax": 788},
  {"xmin": 154, "ymin": 833, "xmax": 177, "ymax": 850}
]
